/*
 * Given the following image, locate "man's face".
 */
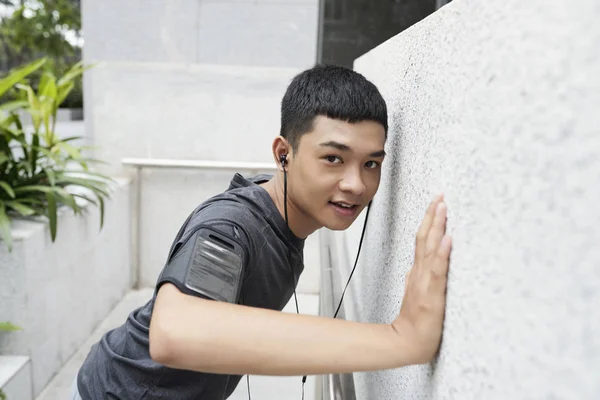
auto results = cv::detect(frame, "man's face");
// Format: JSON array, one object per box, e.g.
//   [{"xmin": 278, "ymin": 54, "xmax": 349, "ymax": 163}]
[{"xmin": 288, "ymin": 115, "xmax": 386, "ymax": 231}]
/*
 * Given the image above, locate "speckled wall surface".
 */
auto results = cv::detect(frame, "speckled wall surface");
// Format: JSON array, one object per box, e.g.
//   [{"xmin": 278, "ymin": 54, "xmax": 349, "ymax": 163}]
[{"xmin": 330, "ymin": 0, "xmax": 600, "ymax": 398}]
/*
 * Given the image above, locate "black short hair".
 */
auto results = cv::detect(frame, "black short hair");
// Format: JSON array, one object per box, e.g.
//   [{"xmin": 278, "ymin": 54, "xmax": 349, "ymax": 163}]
[{"xmin": 280, "ymin": 65, "xmax": 388, "ymax": 151}]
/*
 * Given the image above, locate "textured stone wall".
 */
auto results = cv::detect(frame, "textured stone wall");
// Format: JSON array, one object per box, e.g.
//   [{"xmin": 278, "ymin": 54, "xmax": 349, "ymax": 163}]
[{"xmin": 329, "ymin": 0, "xmax": 600, "ymax": 398}]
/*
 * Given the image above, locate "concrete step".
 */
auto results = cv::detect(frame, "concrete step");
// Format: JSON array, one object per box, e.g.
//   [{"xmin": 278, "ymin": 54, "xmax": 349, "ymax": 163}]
[
  {"xmin": 36, "ymin": 289, "xmax": 320, "ymax": 400},
  {"xmin": 0, "ymin": 356, "xmax": 33, "ymax": 400}
]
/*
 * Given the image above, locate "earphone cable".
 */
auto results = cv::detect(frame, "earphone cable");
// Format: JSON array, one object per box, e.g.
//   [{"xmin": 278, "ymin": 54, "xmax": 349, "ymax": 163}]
[
  {"xmin": 333, "ymin": 201, "xmax": 371, "ymax": 319},
  {"xmin": 283, "ymin": 164, "xmax": 306, "ymax": 400},
  {"xmin": 246, "ymin": 374, "xmax": 251, "ymax": 400},
  {"xmin": 284, "ymin": 168, "xmax": 301, "ymax": 315}
]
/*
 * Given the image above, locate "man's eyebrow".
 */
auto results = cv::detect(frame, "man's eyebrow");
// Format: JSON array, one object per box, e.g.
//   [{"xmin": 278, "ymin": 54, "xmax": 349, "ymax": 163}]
[
  {"xmin": 319, "ymin": 141, "xmax": 386, "ymax": 157},
  {"xmin": 319, "ymin": 141, "xmax": 351, "ymax": 152}
]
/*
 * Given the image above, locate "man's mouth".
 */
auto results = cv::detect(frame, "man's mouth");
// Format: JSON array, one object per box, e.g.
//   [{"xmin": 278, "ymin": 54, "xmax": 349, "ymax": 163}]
[
  {"xmin": 329, "ymin": 201, "xmax": 356, "ymax": 209},
  {"xmin": 329, "ymin": 201, "xmax": 359, "ymax": 217}
]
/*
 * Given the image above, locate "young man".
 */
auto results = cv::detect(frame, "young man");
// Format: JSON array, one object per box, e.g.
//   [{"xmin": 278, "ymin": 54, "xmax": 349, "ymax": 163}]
[{"xmin": 74, "ymin": 65, "xmax": 452, "ymax": 399}]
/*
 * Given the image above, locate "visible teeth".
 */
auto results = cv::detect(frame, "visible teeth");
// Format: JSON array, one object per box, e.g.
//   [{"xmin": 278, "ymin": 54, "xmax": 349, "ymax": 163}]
[{"xmin": 336, "ymin": 203, "xmax": 353, "ymax": 208}]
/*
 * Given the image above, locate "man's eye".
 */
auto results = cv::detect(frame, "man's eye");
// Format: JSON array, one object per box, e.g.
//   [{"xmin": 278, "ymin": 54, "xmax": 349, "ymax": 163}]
[
  {"xmin": 365, "ymin": 161, "xmax": 380, "ymax": 169},
  {"xmin": 325, "ymin": 155, "xmax": 342, "ymax": 164}
]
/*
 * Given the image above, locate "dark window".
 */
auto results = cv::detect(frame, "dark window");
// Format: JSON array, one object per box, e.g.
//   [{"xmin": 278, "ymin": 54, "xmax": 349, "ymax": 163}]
[{"xmin": 318, "ymin": 0, "xmax": 442, "ymax": 68}]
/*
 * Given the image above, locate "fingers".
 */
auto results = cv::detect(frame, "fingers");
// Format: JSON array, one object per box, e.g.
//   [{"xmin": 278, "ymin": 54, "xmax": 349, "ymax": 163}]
[
  {"xmin": 425, "ymin": 202, "xmax": 447, "ymax": 259},
  {"xmin": 437, "ymin": 236, "xmax": 452, "ymax": 268},
  {"xmin": 428, "ymin": 204, "xmax": 452, "ymax": 284},
  {"xmin": 415, "ymin": 194, "xmax": 444, "ymax": 263},
  {"xmin": 404, "ymin": 268, "xmax": 412, "ymax": 291}
]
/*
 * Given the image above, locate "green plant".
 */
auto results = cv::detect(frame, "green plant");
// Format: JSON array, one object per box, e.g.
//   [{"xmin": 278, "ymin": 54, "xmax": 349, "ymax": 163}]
[
  {"xmin": 1, "ymin": 57, "xmax": 84, "ymax": 110},
  {"xmin": 0, "ymin": 0, "xmax": 81, "ymax": 68},
  {"xmin": 0, "ymin": 322, "xmax": 20, "ymax": 332},
  {"xmin": 0, "ymin": 58, "xmax": 112, "ymax": 251}
]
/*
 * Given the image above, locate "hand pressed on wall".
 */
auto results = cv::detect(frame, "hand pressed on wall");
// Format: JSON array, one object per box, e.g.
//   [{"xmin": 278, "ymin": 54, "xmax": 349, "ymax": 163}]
[{"xmin": 393, "ymin": 195, "xmax": 452, "ymax": 364}]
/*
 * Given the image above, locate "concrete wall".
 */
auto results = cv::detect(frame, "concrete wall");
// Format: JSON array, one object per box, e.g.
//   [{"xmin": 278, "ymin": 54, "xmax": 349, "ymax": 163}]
[
  {"xmin": 84, "ymin": 62, "xmax": 322, "ymax": 292},
  {"xmin": 0, "ymin": 179, "xmax": 131, "ymax": 396},
  {"xmin": 82, "ymin": 0, "xmax": 318, "ymax": 69},
  {"xmin": 86, "ymin": 63, "xmax": 300, "ymax": 170},
  {"xmin": 329, "ymin": 0, "xmax": 600, "ymax": 398},
  {"xmin": 81, "ymin": 0, "xmax": 322, "ymax": 292}
]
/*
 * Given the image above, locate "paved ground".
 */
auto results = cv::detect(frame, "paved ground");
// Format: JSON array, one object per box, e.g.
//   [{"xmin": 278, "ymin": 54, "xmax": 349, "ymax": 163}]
[{"xmin": 36, "ymin": 289, "xmax": 321, "ymax": 400}]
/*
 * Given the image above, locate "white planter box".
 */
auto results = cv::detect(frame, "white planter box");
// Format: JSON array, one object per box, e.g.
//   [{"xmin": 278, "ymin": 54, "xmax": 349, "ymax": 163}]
[
  {"xmin": 0, "ymin": 356, "xmax": 32, "ymax": 400},
  {"xmin": 0, "ymin": 178, "xmax": 131, "ymax": 396}
]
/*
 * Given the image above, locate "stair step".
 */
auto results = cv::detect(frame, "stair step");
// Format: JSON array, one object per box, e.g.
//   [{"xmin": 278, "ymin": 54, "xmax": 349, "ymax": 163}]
[{"xmin": 37, "ymin": 289, "xmax": 320, "ymax": 399}]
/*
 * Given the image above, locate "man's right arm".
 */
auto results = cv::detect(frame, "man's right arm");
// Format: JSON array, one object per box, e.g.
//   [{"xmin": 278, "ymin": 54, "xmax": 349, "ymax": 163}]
[
  {"xmin": 150, "ymin": 283, "xmax": 419, "ymax": 376},
  {"xmin": 149, "ymin": 195, "xmax": 452, "ymax": 376}
]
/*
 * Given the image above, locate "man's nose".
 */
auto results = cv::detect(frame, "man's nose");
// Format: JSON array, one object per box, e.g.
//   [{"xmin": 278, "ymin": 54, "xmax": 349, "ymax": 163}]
[{"xmin": 339, "ymin": 170, "xmax": 366, "ymax": 197}]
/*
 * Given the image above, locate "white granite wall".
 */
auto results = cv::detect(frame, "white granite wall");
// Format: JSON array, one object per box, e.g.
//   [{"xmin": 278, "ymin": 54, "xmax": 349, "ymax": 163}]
[{"xmin": 329, "ymin": 0, "xmax": 600, "ymax": 398}]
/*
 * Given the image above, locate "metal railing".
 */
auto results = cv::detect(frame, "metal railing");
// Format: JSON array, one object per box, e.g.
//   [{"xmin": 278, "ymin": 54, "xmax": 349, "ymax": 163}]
[
  {"xmin": 121, "ymin": 158, "xmax": 277, "ymax": 288},
  {"xmin": 319, "ymin": 231, "xmax": 357, "ymax": 400}
]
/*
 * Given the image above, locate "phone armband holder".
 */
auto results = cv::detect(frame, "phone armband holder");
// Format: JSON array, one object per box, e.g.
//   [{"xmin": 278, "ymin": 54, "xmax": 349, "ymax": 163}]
[{"xmin": 157, "ymin": 226, "xmax": 245, "ymax": 304}]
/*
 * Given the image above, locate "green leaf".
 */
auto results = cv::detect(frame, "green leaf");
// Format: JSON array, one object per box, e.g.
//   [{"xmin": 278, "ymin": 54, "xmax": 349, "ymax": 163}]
[
  {"xmin": 0, "ymin": 181, "xmax": 15, "ymax": 198},
  {"xmin": 30, "ymin": 131, "xmax": 39, "ymax": 172},
  {"xmin": 0, "ymin": 321, "xmax": 21, "ymax": 331},
  {"xmin": 16, "ymin": 83, "xmax": 41, "ymax": 132},
  {"xmin": 43, "ymin": 167, "xmax": 56, "ymax": 186},
  {"xmin": 15, "ymin": 160, "xmax": 32, "ymax": 177},
  {"xmin": 0, "ymin": 114, "xmax": 21, "ymax": 133},
  {"xmin": 30, "ymin": 145, "xmax": 54, "ymax": 161},
  {"xmin": 0, "ymin": 99, "xmax": 28, "ymax": 113},
  {"xmin": 71, "ymin": 193, "xmax": 98, "ymax": 206},
  {"xmin": 14, "ymin": 185, "xmax": 56, "ymax": 195},
  {"xmin": 62, "ymin": 170, "xmax": 114, "ymax": 182},
  {"xmin": 39, "ymin": 97, "xmax": 54, "ymax": 138},
  {"xmin": 55, "ymin": 141, "xmax": 82, "ymax": 160},
  {"xmin": 15, "ymin": 198, "xmax": 44, "ymax": 205},
  {"xmin": 57, "ymin": 135, "xmax": 84, "ymax": 143},
  {"xmin": 56, "ymin": 179, "xmax": 110, "ymax": 199},
  {"xmin": 54, "ymin": 190, "xmax": 80, "ymax": 215},
  {"xmin": 38, "ymin": 71, "xmax": 57, "ymax": 100},
  {"xmin": 77, "ymin": 157, "xmax": 109, "ymax": 165},
  {"xmin": 57, "ymin": 61, "xmax": 94, "ymax": 87},
  {"xmin": 56, "ymin": 80, "xmax": 74, "ymax": 107},
  {"xmin": 0, "ymin": 201, "xmax": 13, "ymax": 251},
  {"xmin": 46, "ymin": 191, "xmax": 57, "ymax": 241},
  {"xmin": 0, "ymin": 58, "xmax": 46, "ymax": 99},
  {"xmin": 98, "ymin": 195, "xmax": 105, "ymax": 228},
  {"xmin": 6, "ymin": 201, "xmax": 36, "ymax": 216},
  {"xmin": 12, "ymin": 110, "xmax": 23, "ymax": 131}
]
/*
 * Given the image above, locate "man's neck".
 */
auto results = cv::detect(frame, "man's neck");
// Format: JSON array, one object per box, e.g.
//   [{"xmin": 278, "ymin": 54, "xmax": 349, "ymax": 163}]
[{"xmin": 259, "ymin": 176, "xmax": 318, "ymax": 239}]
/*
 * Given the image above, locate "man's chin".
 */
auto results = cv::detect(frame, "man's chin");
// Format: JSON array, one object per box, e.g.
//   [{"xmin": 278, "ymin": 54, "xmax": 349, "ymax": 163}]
[
  {"xmin": 323, "ymin": 218, "xmax": 357, "ymax": 231},
  {"xmin": 317, "ymin": 203, "xmax": 369, "ymax": 231}
]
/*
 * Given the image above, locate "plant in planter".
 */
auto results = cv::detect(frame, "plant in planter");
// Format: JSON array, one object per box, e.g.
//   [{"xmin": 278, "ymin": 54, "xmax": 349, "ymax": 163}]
[
  {"xmin": 0, "ymin": 58, "xmax": 110, "ymax": 400},
  {"xmin": 0, "ymin": 322, "xmax": 20, "ymax": 398},
  {"xmin": 0, "ymin": 57, "xmax": 113, "ymax": 251}
]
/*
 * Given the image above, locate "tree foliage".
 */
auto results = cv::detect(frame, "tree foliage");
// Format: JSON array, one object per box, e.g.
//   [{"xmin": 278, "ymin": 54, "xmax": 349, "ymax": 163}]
[{"xmin": 0, "ymin": 0, "xmax": 81, "ymax": 70}]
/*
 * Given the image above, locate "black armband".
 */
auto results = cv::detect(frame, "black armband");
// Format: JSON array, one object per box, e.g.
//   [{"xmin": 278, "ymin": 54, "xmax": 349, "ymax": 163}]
[{"xmin": 157, "ymin": 226, "xmax": 245, "ymax": 303}]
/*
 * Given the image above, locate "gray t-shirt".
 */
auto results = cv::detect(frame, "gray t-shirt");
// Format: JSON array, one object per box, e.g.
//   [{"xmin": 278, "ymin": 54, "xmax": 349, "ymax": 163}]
[{"xmin": 77, "ymin": 173, "xmax": 305, "ymax": 399}]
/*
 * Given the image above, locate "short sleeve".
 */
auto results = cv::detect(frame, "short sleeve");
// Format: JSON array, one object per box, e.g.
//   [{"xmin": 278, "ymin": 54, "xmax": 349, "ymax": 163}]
[{"xmin": 155, "ymin": 220, "xmax": 251, "ymax": 304}]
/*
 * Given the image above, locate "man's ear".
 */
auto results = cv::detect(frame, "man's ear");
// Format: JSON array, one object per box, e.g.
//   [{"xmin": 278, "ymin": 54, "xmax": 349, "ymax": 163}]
[{"xmin": 272, "ymin": 136, "xmax": 291, "ymax": 172}]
